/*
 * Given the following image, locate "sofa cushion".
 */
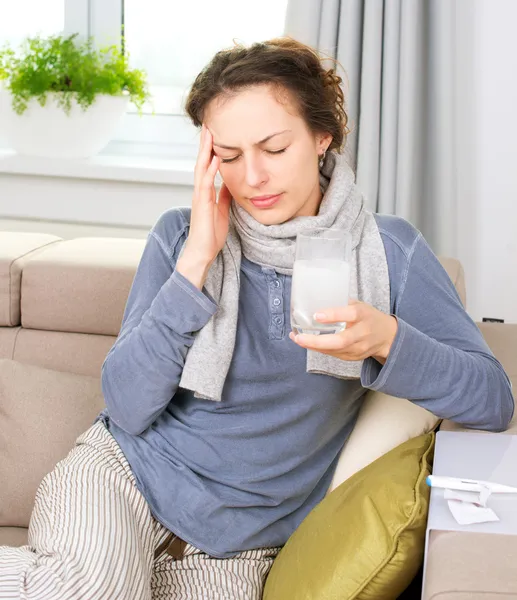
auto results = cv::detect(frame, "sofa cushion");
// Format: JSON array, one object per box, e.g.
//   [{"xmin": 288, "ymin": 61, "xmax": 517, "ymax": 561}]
[
  {"xmin": 0, "ymin": 232, "xmax": 61, "ymax": 327},
  {"xmin": 0, "ymin": 359, "xmax": 105, "ymax": 527},
  {"xmin": 21, "ymin": 237, "xmax": 145, "ymax": 336},
  {"xmin": 0, "ymin": 526, "xmax": 28, "ymax": 547},
  {"xmin": 264, "ymin": 433, "xmax": 435, "ymax": 600},
  {"xmin": 327, "ymin": 390, "xmax": 439, "ymax": 493}
]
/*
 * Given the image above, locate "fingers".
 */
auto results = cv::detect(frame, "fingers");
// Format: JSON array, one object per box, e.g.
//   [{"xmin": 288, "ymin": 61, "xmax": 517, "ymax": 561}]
[
  {"xmin": 201, "ymin": 153, "xmax": 220, "ymax": 191},
  {"xmin": 289, "ymin": 323, "xmax": 363, "ymax": 352},
  {"xmin": 194, "ymin": 124, "xmax": 205, "ymax": 189},
  {"xmin": 313, "ymin": 303, "xmax": 361, "ymax": 324},
  {"xmin": 194, "ymin": 123, "xmax": 215, "ymax": 190},
  {"xmin": 192, "ymin": 123, "xmax": 222, "ymax": 208},
  {"xmin": 289, "ymin": 327, "xmax": 362, "ymax": 352},
  {"xmin": 289, "ymin": 331, "xmax": 345, "ymax": 351}
]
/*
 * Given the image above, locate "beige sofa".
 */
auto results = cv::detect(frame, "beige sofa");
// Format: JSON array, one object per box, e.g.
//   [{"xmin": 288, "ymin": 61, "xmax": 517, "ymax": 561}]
[{"xmin": 0, "ymin": 230, "xmax": 516, "ymax": 599}]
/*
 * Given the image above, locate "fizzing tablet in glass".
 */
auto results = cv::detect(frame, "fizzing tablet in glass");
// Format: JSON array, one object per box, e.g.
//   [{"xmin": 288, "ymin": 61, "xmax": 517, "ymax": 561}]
[{"xmin": 290, "ymin": 229, "xmax": 351, "ymax": 336}]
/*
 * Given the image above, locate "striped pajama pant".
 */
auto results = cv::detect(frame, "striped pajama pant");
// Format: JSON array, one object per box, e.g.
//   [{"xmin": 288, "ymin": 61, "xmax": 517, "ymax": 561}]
[{"xmin": 0, "ymin": 421, "xmax": 281, "ymax": 599}]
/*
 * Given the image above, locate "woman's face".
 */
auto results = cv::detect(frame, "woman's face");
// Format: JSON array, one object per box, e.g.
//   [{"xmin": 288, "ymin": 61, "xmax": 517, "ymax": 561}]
[{"xmin": 205, "ymin": 85, "xmax": 331, "ymax": 225}]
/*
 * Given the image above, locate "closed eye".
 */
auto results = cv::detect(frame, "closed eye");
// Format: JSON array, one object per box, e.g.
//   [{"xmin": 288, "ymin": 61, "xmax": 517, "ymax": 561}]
[{"xmin": 220, "ymin": 148, "xmax": 287, "ymax": 164}]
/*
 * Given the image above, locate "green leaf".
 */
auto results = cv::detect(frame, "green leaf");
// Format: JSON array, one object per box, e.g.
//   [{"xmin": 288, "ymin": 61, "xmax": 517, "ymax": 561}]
[{"xmin": 0, "ymin": 33, "xmax": 151, "ymax": 115}]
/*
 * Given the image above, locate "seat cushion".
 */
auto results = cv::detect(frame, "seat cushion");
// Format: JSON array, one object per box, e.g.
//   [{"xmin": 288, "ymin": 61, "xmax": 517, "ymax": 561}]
[
  {"xmin": 0, "ymin": 526, "xmax": 28, "ymax": 547},
  {"xmin": 0, "ymin": 359, "xmax": 105, "ymax": 528},
  {"xmin": 264, "ymin": 433, "xmax": 435, "ymax": 600},
  {"xmin": 0, "ymin": 327, "xmax": 19, "ymax": 360}
]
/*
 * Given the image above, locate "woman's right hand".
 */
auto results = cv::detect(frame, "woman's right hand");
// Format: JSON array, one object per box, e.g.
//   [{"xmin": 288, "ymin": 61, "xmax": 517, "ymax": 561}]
[{"xmin": 176, "ymin": 123, "xmax": 233, "ymax": 289}]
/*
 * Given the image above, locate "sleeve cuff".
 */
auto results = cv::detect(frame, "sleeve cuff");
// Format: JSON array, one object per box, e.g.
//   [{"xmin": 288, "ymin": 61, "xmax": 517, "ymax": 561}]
[
  {"xmin": 171, "ymin": 269, "xmax": 218, "ymax": 313},
  {"xmin": 148, "ymin": 269, "xmax": 218, "ymax": 335},
  {"xmin": 361, "ymin": 316, "xmax": 409, "ymax": 391}
]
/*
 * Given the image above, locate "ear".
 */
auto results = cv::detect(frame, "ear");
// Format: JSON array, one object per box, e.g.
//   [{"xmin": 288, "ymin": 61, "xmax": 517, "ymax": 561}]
[{"xmin": 316, "ymin": 132, "xmax": 333, "ymax": 153}]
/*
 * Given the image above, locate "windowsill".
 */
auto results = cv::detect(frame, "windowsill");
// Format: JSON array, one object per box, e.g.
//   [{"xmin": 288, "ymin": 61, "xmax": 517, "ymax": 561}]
[{"xmin": 0, "ymin": 147, "xmax": 197, "ymax": 186}]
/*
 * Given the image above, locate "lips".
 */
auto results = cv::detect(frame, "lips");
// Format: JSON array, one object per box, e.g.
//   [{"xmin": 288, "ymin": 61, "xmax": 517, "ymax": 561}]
[{"xmin": 250, "ymin": 193, "xmax": 283, "ymax": 208}]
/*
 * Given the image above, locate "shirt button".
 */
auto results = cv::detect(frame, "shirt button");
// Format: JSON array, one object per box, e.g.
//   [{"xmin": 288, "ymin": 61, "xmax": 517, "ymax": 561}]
[
  {"xmin": 273, "ymin": 298, "xmax": 281, "ymax": 306},
  {"xmin": 274, "ymin": 316, "xmax": 282, "ymax": 325},
  {"xmin": 273, "ymin": 280, "xmax": 280, "ymax": 287}
]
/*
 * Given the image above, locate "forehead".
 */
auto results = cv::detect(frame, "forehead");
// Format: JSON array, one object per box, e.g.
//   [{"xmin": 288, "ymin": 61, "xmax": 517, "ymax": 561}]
[{"xmin": 205, "ymin": 85, "xmax": 303, "ymax": 135}]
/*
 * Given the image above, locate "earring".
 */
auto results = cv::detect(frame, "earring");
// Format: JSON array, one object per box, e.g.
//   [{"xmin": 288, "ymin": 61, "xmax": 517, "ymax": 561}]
[{"xmin": 318, "ymin": 149, "xmax": 327, "ymax": 168}]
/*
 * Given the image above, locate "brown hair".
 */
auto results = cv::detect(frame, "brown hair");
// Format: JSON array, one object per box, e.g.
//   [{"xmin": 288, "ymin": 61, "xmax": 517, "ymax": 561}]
[{"xmin": 184, "ymin": 37, "xmax": 349, "ymax": 153}]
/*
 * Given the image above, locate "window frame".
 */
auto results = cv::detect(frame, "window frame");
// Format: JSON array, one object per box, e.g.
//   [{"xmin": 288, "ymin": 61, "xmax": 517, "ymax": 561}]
[
  {"xmin": 66, "ymin": 0, "xmax": 288, "ymax": 160},
  {"xmin": 64, "ymin": 0, "xmax": 122, "ymax": 44},
  {"xmin": 63, "ymin": 0, "xmax": 89, "ymax": 37},
  {"xmin": 64, "ymin": 0, "xmax": 198, "ymax": 157}
]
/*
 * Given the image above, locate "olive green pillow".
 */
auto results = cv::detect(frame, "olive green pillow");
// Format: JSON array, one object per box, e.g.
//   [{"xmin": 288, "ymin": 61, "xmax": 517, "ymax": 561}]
[{"xmin": 263, "ymin": 433, "xmax": 435, "ymax": 600}]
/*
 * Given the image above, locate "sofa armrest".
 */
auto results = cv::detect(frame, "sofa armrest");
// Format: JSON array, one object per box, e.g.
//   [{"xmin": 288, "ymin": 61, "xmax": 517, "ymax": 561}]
[
  {"xmin": 423, "ymin": 531, "xmax": 517, "ymax": 599},
  {"xmin": 0, "ymin": 232, "xmax": 62, "ymax": 327},
  {"xmin": 440, "ymin": 322, "xmax": 517, "ymax": 434}
]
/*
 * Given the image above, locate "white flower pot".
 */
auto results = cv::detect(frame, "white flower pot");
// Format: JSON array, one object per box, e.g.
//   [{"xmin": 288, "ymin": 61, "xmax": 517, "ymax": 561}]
[{"xmin": 0, "ymin": 89, "xmax": 129, "ymax": 159}]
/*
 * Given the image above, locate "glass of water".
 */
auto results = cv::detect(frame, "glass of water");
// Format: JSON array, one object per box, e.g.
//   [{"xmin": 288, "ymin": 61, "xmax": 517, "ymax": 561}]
[{"xmin": 290, "ymin": 228, "xmax": 351, "ymax": 335}]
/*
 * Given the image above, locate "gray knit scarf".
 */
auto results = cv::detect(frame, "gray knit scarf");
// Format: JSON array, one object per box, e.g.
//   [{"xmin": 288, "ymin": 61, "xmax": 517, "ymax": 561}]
[{"xmin": 179, "ymin": 151, "xmax": 390, "ymax": 401}]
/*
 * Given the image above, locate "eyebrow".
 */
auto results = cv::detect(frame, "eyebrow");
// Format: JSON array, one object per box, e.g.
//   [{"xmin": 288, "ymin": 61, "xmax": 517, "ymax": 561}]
[{"xmin": 212, "ymin": 129, "xmax": 292, "ymax": 150}]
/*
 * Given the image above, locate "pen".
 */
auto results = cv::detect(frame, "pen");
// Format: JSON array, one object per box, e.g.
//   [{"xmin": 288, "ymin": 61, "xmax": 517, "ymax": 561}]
[{"xmin": 426, "ymin": 475, "xmax": 517, "ymax": 494}]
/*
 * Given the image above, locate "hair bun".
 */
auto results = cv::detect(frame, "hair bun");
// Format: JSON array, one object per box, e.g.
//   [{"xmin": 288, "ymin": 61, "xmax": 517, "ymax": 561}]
[{"xmin": 323, "ymin": 68, "xmax": 343, "ymax": 88}]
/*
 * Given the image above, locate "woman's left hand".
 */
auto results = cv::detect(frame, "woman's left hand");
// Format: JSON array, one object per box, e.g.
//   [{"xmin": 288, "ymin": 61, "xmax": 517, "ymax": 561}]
[{"xmin": 289, "ymin": 300, "xmax": 398, "ymax": 365}]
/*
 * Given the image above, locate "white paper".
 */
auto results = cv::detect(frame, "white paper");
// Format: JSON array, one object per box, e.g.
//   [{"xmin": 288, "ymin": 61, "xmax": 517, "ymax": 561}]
[{"xmin": 447, "ymin": 499, "xmax": 500, "ymax": 525}]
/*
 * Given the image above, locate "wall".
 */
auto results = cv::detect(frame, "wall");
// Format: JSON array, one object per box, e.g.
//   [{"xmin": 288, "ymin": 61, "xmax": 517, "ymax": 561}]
[
  {"xmin": 467, "ymin": 0, "xmax": 517, "ymax": 323},
  {"xmin": 0, "ymin": 171, "xmax": 192, "ymax": 239},
  {"xmin": 452, "ymin": 0, "xmax": 517, "ymax": 324},
  {"xmin": 0, "ymin": 216, "xmax": 149, "ymax": 240}
]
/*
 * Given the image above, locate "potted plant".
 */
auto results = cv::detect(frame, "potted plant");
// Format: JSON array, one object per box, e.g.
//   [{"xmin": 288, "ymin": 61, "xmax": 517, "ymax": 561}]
[{"xmin": 0, "ymin": 33, "xmax": 150, "ymax": 159}]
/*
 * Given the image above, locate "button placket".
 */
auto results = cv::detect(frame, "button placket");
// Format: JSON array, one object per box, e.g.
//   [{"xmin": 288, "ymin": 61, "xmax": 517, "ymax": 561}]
[{"xmin": 262, "ymin": 267, "xmax": 285, "ymax": 339}]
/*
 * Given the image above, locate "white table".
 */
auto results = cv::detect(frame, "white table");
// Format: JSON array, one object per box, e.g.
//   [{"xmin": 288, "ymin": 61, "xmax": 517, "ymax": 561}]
[{"xmin": 421, "ymin": 430, "xmax": 517, "ymax": 599}]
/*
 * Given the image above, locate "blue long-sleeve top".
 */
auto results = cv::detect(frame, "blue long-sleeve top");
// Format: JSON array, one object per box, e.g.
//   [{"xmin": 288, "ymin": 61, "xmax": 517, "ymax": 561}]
[{"xmin": 95, "ymin": 208, "xmax": 514, "ymax": 558}]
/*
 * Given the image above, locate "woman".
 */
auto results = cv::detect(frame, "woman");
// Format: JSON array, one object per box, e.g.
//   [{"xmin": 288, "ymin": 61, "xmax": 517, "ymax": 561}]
[{"xmin": 0, "ymin": 37, "xmax": 513, "ymax": 600}]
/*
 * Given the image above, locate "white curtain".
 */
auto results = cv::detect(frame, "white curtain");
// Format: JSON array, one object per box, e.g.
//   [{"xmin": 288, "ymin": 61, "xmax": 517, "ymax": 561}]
[{"xmin": 285, "ymin": 0, "xmax": 458, "ymax": 256}]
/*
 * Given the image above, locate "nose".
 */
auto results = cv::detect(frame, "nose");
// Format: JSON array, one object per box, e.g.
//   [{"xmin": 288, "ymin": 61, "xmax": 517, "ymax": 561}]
[{"xmin": 244, "ymin": 155, "xmax": 269, "ymax": 188}]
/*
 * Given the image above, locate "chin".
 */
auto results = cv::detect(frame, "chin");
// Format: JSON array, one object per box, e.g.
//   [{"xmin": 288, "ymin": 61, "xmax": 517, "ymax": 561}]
[{"xmin": 249, "ymin": 207, "xmax": 296, "ymax": 226}]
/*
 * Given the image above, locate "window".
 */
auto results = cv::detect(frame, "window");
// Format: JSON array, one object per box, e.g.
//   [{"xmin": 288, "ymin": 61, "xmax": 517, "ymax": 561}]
[
  {"xmin": 103, "ymin": 0, "xmax": 289, "ymax": 157},
  {"xmin": 0, "ymin": 0, "xmax": 289, "ymax": 160},
  {"xmin": 0, "ymin": 0, "xmax": 69, "ymax": 149},
  {"xmin": 0, "ymin": 0, "xmax": 65, "ymax": 46},
  {"xmin": 123, "ymin": 0, "xmax": 289, "ymax": 117}
]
